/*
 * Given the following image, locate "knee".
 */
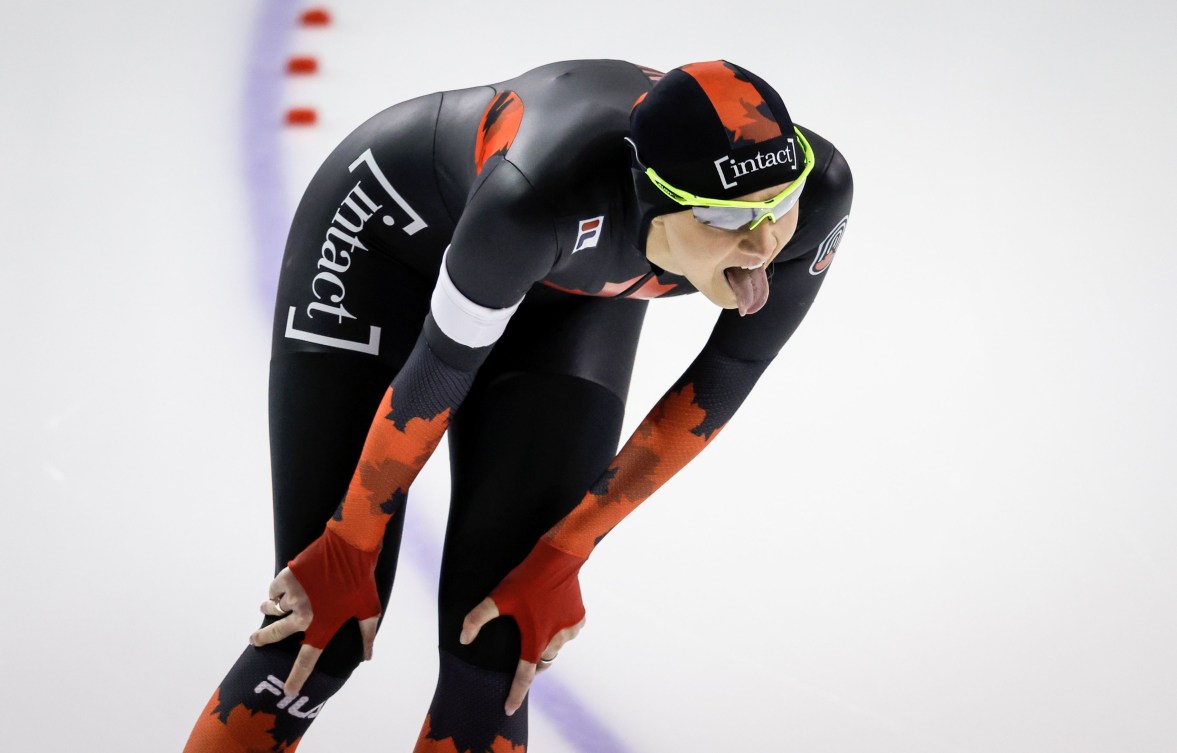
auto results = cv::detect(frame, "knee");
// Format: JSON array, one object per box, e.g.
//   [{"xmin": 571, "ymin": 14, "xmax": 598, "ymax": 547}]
[
  {"xmin": 256, "ymin": 614, "xmax": 368, "ymax": 679},
  {"xmin": 415, "ymin": 650, "xmax": 528, "ymax": 750},
  {"xmin": 437, "ymin": 576, "xmax": 522, "ymax": 674}
]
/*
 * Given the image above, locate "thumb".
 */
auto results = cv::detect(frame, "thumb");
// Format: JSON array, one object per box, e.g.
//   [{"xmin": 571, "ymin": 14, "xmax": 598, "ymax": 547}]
[
  {"xmin": 460, "ymin": 597, "xmax": 500, "ymax": 646},
  {"xmin": 358, "ymin": 615, "xmax": 379, "ymax": 661}
]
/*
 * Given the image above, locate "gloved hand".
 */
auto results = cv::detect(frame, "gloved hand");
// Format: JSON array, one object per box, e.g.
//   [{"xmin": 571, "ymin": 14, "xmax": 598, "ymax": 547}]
[
  {"xmin": 460, "ymin": 538, "xmax": 588, "ymax": 715},
  {"xmin": 249, "ymin": 527, "xmax": 382, "ymax": 696}
]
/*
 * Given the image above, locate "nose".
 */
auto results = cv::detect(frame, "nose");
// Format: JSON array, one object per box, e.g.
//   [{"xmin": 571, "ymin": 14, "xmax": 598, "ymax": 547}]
[{"xmin": 739, "ymin": 216, "xmax": 780, "ymax": 259}]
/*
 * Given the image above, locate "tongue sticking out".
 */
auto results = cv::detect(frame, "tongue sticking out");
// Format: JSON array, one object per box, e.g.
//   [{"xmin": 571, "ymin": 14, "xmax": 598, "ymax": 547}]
[{"xmin": 724, "ymin": 266, "xmax": 770, "ymax": 316}]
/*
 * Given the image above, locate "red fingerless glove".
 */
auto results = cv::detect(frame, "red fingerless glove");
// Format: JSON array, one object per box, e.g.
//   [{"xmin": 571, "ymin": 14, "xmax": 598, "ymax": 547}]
[
  {"xmin": 489, "ymin": 539, "xmax": 588, "ymax": 664},
  {"xmin": 287, "ymin": 528, "xmax": 382, "ymax": 649}
]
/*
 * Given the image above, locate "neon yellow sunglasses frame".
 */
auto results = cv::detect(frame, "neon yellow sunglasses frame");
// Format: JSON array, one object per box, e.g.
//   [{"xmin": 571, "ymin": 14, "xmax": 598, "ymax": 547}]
[{"xmin": 641, "ymin": 127, "xmax": 815, "ymax": 230}]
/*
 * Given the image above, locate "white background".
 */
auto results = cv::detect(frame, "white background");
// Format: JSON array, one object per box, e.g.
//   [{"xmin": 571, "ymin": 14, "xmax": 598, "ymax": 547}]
[{"xmin": 3, "ymin": 1, "xmax": 1176, "ymax": 751}]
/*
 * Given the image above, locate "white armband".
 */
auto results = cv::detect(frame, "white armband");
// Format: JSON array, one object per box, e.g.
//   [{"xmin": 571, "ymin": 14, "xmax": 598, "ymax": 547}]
[{"xmin": 429, "ymin": 248, "xmax": 522, "ymax": 348}]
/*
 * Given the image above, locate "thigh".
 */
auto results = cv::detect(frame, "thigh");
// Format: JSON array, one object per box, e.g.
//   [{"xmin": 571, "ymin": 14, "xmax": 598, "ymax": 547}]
[
  {"xmin": 438, "ymin": 291, "xmax": 648, "ymax": 671},
  {"xmin": 269, "ymin": 91, "xmax": 459, "ymax": 565}
]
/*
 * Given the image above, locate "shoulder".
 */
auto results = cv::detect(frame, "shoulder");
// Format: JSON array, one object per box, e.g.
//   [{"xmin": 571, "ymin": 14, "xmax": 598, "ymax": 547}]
[{"xmin": 797, "ymin": 125, "xmax": 853, "ymax": 203}]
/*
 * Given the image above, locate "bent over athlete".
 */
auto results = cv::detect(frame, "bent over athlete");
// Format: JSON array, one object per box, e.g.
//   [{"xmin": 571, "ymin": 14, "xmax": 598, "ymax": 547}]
[{"xmin": 183, "ymin": 59, "xmax": 853, "ymax": 752}]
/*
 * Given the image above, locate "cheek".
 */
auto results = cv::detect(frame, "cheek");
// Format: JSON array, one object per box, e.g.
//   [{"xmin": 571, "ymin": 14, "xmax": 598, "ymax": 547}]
[
  {"xmin": 693, "ymin": 233, "xmax": 740, "ymax": 276},
  {"xmin": 672, "ymin": 221, "xmax": 726, "ymax": 264}
]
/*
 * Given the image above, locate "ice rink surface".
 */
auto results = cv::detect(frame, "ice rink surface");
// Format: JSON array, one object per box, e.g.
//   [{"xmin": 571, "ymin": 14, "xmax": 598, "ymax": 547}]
[{"xmin": 3, "ymin": 1, "xmax": 1177, "ymax": 750}]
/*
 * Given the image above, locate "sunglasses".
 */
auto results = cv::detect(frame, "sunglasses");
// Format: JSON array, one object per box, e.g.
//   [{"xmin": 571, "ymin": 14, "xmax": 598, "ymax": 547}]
[
  {"xmin": 630, "ymin": 128, "xmax": 815, "ymax": 231},
  {"xmin": 689, "ymin": 178, "xmax": 807, "ymax": 230}
]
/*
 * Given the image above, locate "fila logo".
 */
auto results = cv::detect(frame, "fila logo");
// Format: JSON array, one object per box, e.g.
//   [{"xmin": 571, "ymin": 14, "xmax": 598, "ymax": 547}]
[
  {"xmin": 810, "ymin": 215, "xmax": 848, "ymax": 275},
  {"xmin": 714, "ymin": 139, "xmax": 799, "ymax": 190},
  {"xmin": 572, "ymin": 215, "xmax": 605, "ymax": 253},
  {"xmin": 254, "ymin": 675, "xmax": 325, "ymax": 719}
]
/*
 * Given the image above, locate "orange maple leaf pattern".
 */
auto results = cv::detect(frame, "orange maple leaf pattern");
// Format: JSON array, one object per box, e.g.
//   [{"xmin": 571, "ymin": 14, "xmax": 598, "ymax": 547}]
[
  {"xmin": 682, "ymin": 62, "xmax": 783, "ymax": 146},
  {"xmin": 474, "ymin": 91, "xmax": 524, "ymax": 174},
  {"xmin": 546, "ymin": 383, "xmax": 720, "ymax": 557},
  {"xmin": 328, "ymin": 386, "xmax": 451, "ymax": 551},
  {"xmin": 184, "ymin": 689, "xmax": 297, "ymax": 753},
  {"xmin": 628, "ymin": 274, "xmax": 680, "ymax": 299}
]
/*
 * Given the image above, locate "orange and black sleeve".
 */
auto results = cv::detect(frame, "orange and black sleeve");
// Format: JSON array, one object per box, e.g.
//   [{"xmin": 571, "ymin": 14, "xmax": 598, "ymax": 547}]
[{"xmin": 544, "ymin": 345, "xmax": 771, "ymax": 558}]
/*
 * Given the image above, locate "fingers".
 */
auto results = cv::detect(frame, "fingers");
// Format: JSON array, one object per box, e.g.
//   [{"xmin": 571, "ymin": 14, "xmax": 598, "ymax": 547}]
[
  {"xmin": 358, "ymin": 615, "xmax": 380, "ymax": 661},
  {"xmin": 252, "ymin": 579, "xmax": 310, "ymax": 647},
  {"xmin": 459, "ymin": 598, "xmax": 500, "ymax": 646},
  {"xmin": 260, "ymin": 598, "xmax": 290, "ymax": 617},
  {"xmin": 263, "ymin": 572, "xmax": 288, "ymax": 616},
  {"xmin": 268, "ymin": 571, "xmax": 286, "ymax": 601},
  {"xmin": 535, "ymin": 616, "xmax": 585, "ymax": 673},
  {"xmin": 249, "ymin": 612, "xmax": 309, "ymax": 648},
  {"xmin": 283, "ymin": 644, "xmax": 323, "ymax": 698},
  {"xmin": 545, "ymin": 617, "xmax": 585, "ymax": 657},
  {"xmin": 263, "ymin": 568, "xmax": 308, "ymax": 616},
  {"xmin": 505, "ymin": 659, "xmax": 537, "ymax": 716},
  {"xmin": 252, "ymin": 576, "xmax": 311, "ymax": 647},
  {"xmin": 268, "ymin": 567, "xmax": 303, "ymax": 601}
]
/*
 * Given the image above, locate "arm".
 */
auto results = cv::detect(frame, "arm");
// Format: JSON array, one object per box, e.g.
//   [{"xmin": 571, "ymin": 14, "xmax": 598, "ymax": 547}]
[
  {"xmin": 466, "ymin": 150, "xmax": 855, "ymax": 710},
  {"xmin": 460, "ymin": 263, "xmax": 817, "ymax": 713},
  {"xmin": 326, "ymin": 156, "xmax": 557, "ymax": 553},
  {"xmin": 544, "ymin": 141, "xmax": 855, "ymax": 557},
  {"xmin": 470, "ymin": 317, "xmax": 780, "ymax": 672},
  {"xmin": 544, "ymin": 347, "xmax": 768, "ymax": 555}
]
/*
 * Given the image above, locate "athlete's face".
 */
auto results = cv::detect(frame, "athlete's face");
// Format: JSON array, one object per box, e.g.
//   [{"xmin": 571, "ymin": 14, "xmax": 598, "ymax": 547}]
[{"xmin": 645, "ymin": 181, "xmax": 800, "ymax": 313}]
